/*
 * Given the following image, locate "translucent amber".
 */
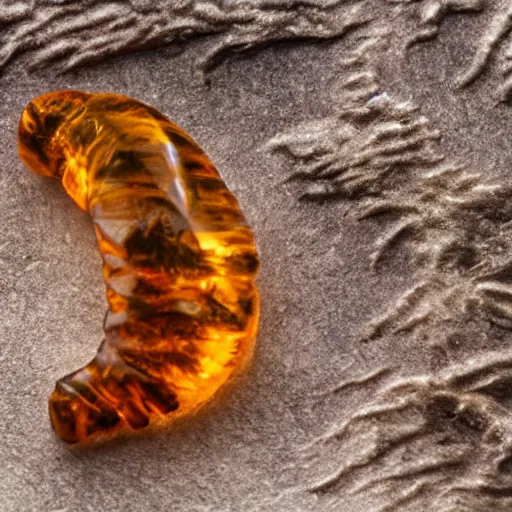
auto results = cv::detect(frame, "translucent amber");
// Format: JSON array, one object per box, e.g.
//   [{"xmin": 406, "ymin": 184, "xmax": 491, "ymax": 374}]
[{"xmin": 18, "ymin": 91, "xmax": 259, "ymax": 444}]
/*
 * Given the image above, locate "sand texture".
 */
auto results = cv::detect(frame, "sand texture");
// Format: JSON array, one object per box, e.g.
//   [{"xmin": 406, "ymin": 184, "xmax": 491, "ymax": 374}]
[{"xmin": 2, "ymin": 1, "xmax": 512, "ymax": 511}]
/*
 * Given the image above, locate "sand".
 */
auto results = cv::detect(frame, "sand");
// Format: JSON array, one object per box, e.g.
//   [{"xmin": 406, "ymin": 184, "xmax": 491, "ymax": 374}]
[{"xmin": 2, "ymin": 1, "xmax": 512, "ymax": 510}]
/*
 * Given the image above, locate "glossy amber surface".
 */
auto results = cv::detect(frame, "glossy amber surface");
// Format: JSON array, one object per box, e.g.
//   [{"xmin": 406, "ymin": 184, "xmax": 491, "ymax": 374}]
[{"xmin": 18, "ymin": 91, "xmax": 259, "ymax": 443}]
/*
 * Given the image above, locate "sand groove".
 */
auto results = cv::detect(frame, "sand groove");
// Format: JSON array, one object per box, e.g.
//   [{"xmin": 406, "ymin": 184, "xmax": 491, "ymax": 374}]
[
  {"xmin": 0, "ymin": 0, "xmax": 366, "ymax": 75},
  {"xmin": 269, "ymin": 33, "xmax": 512, "ymax": 342},
  {"xmin": 303, "ymin": 353, "xmax": 512, "ymax": 510},
  {"xmin": 268, "ymin": 26, "xmax": 512, "ymax": 509}
]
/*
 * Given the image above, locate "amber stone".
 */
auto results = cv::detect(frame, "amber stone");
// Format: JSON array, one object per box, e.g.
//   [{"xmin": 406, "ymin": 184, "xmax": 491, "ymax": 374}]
[{"xmin": 18, "ymin": 91, "xmax": 259, "ymax": 443}]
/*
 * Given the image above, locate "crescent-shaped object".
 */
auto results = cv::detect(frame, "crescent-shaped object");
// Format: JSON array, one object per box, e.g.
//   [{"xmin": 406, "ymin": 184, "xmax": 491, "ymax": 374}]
[{"xmin": 18, "ymin": 91, "xmax": 259, "ymax": 444}]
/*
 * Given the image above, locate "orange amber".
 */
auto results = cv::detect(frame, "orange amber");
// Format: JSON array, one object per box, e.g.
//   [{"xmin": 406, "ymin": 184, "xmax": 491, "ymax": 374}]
[{"xmin": 18, "ymin": 91, "xmax": 259, "ymax": 443}]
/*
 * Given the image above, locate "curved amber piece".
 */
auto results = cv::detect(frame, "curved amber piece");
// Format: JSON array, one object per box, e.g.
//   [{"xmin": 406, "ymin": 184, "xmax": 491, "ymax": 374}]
[{"xmin": 18, "ymin": 91, "xmax": 259, "ymax": 443}]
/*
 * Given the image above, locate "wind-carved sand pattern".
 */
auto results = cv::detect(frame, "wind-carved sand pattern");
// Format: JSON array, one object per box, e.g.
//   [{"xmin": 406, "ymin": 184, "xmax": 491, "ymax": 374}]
[
  {"xmin": 2, "ymin": 0, "xmax": 512, "ymax": 98},
  {"xmin": 395, "ymin": 0, "xmax": 512, "ymax": 101},
  {"xmin": 3, "ymin": 0, "xmax": 509, "ymax": 97},
  {"xmin": 269, "ymin": 34, "xmax": 512, "ymax": 341},
  {"xmin": 304, "ymin": 352, "xmax": 512, "ymax": 511},
  {"xmin": 391, "ymin": 0, "xmax": 485, "ymax": 45},
  {"xmin": 268, "ymin": 32, "xmax": 512, "ymax": 509},
  {"xmin": 0, "ymin": 0, "xmax": 366, "ymax": 75}
]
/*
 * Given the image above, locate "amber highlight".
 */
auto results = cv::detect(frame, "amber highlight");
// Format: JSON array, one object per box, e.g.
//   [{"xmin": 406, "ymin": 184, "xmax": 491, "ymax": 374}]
[{"xmin": 19, "ymin": 91, "xmax": 259, "ymax": 443}]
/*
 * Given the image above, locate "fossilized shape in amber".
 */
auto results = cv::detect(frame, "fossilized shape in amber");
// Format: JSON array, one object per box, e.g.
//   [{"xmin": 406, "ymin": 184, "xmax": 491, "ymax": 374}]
[{"xmin": 18, "ymin": 90, "xmax": 259, "ymax": 444}]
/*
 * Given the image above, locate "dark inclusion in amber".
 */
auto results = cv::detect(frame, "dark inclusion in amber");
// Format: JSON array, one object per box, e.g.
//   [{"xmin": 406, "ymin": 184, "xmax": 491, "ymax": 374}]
[{"xmin": 18, "ymin": 91, "xmax": 259, "ymax": 443}]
